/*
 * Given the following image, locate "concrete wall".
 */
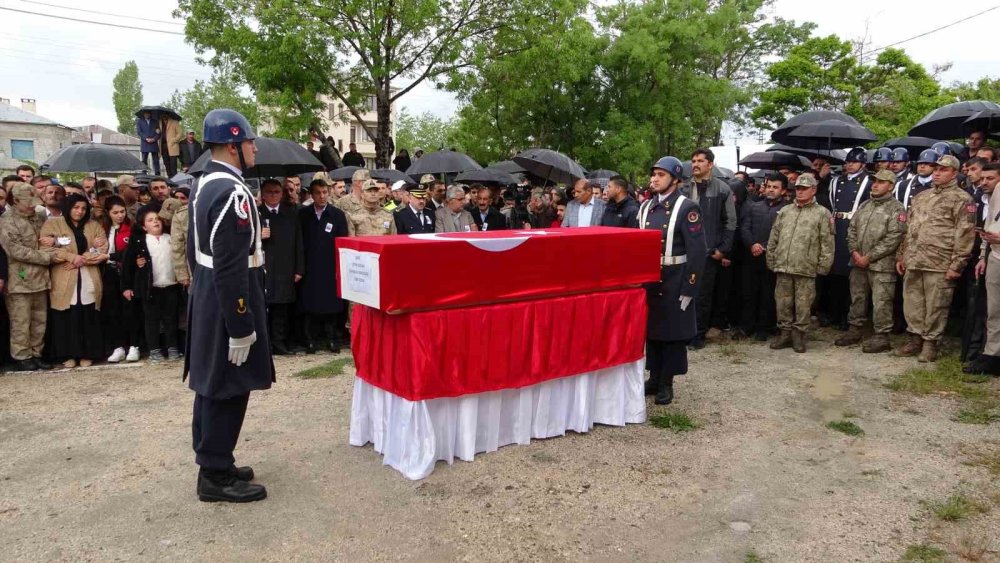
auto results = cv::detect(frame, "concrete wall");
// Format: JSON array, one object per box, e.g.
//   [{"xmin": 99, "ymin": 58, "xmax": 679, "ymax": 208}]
[{"xmin": 0, "ymin": 122, "xmax": 73, "ymax": 168}]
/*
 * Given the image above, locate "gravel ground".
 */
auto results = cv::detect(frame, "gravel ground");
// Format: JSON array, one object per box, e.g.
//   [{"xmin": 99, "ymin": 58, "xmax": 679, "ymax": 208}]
[{"xmin": 1, "ymin": 330, "xmax": 998, "ymax": 562}]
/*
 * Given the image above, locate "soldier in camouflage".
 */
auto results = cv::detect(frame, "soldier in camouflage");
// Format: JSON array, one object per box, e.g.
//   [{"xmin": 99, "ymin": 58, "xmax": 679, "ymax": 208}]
[
  {"xmin": 894, "ymin": 155, "xmax": 976, "ymax": 362},
  {"xmin": 836, "ymin": 170, "xmax": 907, "ymax": 352},
  {"xmin": 347, "ymin": 180, "xmax": 397, "ymax": 237},
  {"xmin": 766, "ymin": 174, "xmax": 835, "ymax": 353},
  {"xmin": 335, "ymin": 168, "xmax": 370, "ymax": 216}
]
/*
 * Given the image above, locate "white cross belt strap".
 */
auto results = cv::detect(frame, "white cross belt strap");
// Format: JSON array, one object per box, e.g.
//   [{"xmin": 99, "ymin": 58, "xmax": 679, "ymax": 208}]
[
  {"xmin": 191, "ymin": 171, "xmax": 264, "ymax": 269},
  {"xmin": 830, "ymin": 175, "xmax": 871, "ymax": 215},
  {"xmin": 639, "ymin": 194, "xmax": 689, "ymax": 266}
]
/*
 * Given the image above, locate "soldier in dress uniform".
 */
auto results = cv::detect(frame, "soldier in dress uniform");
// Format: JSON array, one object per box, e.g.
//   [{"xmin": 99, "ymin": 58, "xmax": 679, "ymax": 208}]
[
  {"xmin": 826, "ymin": 147, "xmax": 872, "ymax": 329},
  {"xmin": 347, "ymin": 180, "xmax": 398, "ymax": 236},
  {"xmin": 394, "ymin": 184, "xmax": 436, "ymax": 234},
  {"xmin": 889, "ymin": 148, "xmax": 911, "ymax": 187},
  {"xmin": 895, "ymin": 149, "xmax": 937, "ymax": 210},
  {"xmin": 184, "ymin": 109, "xmax": 274, "ymax": 503},
  {"xmin": 639, "ymin": 156, "xmax": 707, "ymax": 405},
  {"xmin": 872, "ymin": 148, "xmax": 893, "ymax": 172}
]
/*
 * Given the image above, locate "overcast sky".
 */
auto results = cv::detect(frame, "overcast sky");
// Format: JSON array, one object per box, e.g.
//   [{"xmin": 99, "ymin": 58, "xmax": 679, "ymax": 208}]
[{"xmin": 1, "ymin": 0, "xmax": 997, "ymax": 131}]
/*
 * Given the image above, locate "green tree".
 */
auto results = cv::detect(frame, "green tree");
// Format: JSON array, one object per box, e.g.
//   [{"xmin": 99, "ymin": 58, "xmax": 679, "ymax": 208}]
[
  {"xmin": 394, "ymin": 109, "xmax": 457, "ymax": 154},
  {"xmin": 163, "ymin": 66, "xmax": 260, "ymax": 138},
  {"xmin": 946, "ymin": 77, "xmax": 1000, "ymax": 102},
  {"xmin": 175, "ymin": 0, "xmax": 557, "ymax": 167},
  {"xmin": 112, "ymin": 61, "xmax": 143, "ymax": 134}
]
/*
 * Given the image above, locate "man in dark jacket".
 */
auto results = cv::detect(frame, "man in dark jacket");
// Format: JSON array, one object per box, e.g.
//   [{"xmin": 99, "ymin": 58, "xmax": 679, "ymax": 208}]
[
  {"xmin": 342, "ymin": 142, "xmax": 365, "ymax": 167},
  {"xmin": 680, "ymin": 148, "xmax": 737, "ymax": 349},
  {"xmin": 259, "ymin": 179, "xmax": 304, "ymax": 355},
  {"xmin": 135, "ymin": 110, "xmax": 161, "ymax": 175},
  {"xmin": 394, "ymin": 185, "xmax": 436, "ymax": 234},
  {"xmin": 600, "ymin": 176, "xmax": 640, "ymax": 228},
  {"xmin": 179, "ymin": 131, "xmax": 203, "ymax": 172},
  {"xmin": 739, "ymin": 173, "xmax": 788, "ymax": 340},
  {"xmin": 470, "ymin": 186, "xmax": 508, "ymax": 231}
]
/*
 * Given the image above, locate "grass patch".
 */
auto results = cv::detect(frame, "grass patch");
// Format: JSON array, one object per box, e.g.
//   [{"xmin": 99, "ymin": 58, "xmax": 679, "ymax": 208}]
[
  {"xmin": 953, "ymin": 404, "xmax": 1000, "ymax": 425},
  {"xmin": 826, "ymin": 420, "xmax": 864, "ymax": 437},
  {"xmin": 744, "ymin": 551, "xmax": 764, "ymax": 563},
  {"xmin": 884, "ymin": 356, "xmax": 990, "ymax": 399},
  {"xmin": 718, "ymin": 344, "xmax": 747, "ymax": 364},
  {"xmin": 899, "ymin": 544, "xmax": 947, "ymax": 562},
  {"xmin": 924, "ymin": 494, "xmax": 987, "ymax": 522},
  {"xmin": 648, "ymin": 411, "xmax": 698, "ymax": 432},
  {"xmin": 963, "ymin": 447, "xmax": 1000, "ymax": 476},
  {"xmin": 294, "ymin": 357, "xmax": 353, "ymax": 379}
]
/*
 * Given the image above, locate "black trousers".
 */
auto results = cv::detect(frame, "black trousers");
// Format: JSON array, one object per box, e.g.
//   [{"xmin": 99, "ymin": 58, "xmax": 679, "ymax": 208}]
[
  {"xmin": 302, "ymin": 313, "xmax": 338, "ymax": 345},
  {"xmin": 741, "ymin": 263, "xmax": 777, "ymax": 335},
  {"xmin": 826, "ymin": 274, "xmax": 850, "ymax": 324},
  {"xmin": 647, "ymin": 340, "xmax": 688, "ymax": 379},
  {"xmin": 267, "ymin": 302, "xmax": 294, "ymax": 346},
  {"xmin": 711, "ymin": 260, "xmax": 734, "ymax": 329},
  {"xmin": 192, "ymin": 392, "xmax": 250, "ymax": 470},
  {"xmin": 695, "ymin": 259, "xmax": 719, "ymax": 338},
  {"xmin": 164, "ymin": 155, "xmax": 178, "ymax": 177},
  {"xmin": 142, "ymin": 151, "xmax": 161, "ymax": 175},
  {"xmin": 961, "ymin": 274, "xmax": 987, "ymax": 362},
  {"xmin": 145, "ymin": 285, "xmax": 180, "ymax": 352}
]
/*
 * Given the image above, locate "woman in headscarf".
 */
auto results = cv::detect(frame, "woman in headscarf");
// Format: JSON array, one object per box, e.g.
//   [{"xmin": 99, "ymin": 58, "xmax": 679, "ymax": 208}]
[{"xmin": 40, "ymin": 193, "xmax": 109, "ymax": 368}]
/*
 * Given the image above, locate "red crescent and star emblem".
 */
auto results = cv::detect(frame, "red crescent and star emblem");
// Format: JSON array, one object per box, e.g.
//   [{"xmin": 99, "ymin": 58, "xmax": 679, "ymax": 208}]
[
  {"xmin": 966, "ymin": 203, "xmax": 977, "ymax": 215},
  {"xmin": 231, "ymin": 126, "xmax": 240, "ymax": 136},
  {"xmin": 897, "ymin": 213, "xmax": 907, "ymax": 223},
  {"xmin": 687, "ymin": 211, "xmax": 699, "ymax": 223}
]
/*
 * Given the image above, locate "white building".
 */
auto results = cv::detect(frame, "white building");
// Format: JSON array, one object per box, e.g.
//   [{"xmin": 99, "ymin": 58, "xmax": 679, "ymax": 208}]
[
  {"xmin": 315, "ymin": 93, "xmax": 397, "ymax": 169},
  {"xmin": 0, "ymin": 98, "xmax": 74, "ymax": 172}
]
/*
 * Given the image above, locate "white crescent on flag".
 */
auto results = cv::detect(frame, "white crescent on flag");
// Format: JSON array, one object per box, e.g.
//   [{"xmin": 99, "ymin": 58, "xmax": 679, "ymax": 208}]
[{"xmin": 408, "ymin": 231, "xmax": 552, "ymax": 252}]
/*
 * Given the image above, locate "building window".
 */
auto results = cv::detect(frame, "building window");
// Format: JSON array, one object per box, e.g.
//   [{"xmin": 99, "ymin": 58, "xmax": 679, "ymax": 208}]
[
  {"xmin": 11, "ymin": 139, "xmax": 34, "ymax": 161},
  {"xmin": 350, "ymin": 126, "xmax": 356, "ymax": 144},
  {"xmin": 338, "ymin": 103, "xmax": 345, "ymax": 118},
  {"xmin": 368, "ymin": 95, "xmax": 377, "ymax": 112},
  {"xmin": 328, "ymin": 103, "xmax": 335, "ymax": 120}
]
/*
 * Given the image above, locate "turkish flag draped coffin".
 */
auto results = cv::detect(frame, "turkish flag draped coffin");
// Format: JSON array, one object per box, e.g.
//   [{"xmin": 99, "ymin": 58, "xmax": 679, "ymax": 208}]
[
  {"xmin": 351, "ymin": 287, "xmax": 648, "ymax": 401},
  {"xmin": 336, "ymin": 227, "xmax": 661, "ymax": 313}
]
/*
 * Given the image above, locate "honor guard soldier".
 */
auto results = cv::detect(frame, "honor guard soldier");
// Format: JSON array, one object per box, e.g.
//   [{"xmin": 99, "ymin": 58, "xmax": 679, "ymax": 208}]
[
  {"xmin": 639, "ymin": 156, "xmax": 707, "ymax": 405},
  {"xmin": 826, "ymin": 147, "xmax": 872, "ymax": 329},
  {"xmin": 184, "ymin": 109, "xmax": 274, "ymax": 503},
  {"xmin": 873, "ymin": 147, "xmax": 893, "ymax": 171},
  {"xmin": 394, "ymin": 183, "xmax": 436, "ymax": 234},
  {"xmin": 895, "ymin": 149, "xmax": 937, "ymax": 209},
  {"xmin": 835, "ymin": 170, "xmax": 907, "ymax": 352},
  {"xmin": 895, "ymin": 155, "xmax": 976, "ymax": 362},
  {"xmin": 889, "ymin": 148, "xmax": 911, "ymax": 186}
]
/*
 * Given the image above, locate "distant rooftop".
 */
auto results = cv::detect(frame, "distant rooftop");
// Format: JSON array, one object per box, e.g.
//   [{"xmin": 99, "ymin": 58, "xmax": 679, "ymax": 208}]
[
  {"xmin": 0, "ymin": 101, "xmax": 73, "ymax": 129},
  {"xmin": 73, "ymin": 124, "xmax": 141, "ymax": 146}
]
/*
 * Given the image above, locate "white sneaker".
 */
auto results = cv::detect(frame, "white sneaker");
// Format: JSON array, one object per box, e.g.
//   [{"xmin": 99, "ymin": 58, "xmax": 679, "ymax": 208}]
[
  {"xmin": 107, "ymin": 347, "xmax": 126, "ymax": 363},
  {"xmin": 125, "ymin": 346, "xmax": 140, "ymax": 362}
]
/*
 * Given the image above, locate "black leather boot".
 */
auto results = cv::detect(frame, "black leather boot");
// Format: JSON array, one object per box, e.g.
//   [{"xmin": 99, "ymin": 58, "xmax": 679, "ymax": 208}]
[
  {"xmin": 197, "ymin": 469, "xmax": 266, "ymax": 503},
  {"xmin": 233, "ymin": 466, "xmax": 255, "ymax": 481},
  {"xmin": 654, "ymin": 376, "xmax": 674, "ymax": 405}
]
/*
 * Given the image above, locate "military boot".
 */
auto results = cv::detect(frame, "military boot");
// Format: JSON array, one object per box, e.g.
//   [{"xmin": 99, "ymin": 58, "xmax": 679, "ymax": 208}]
[
  {"xmin": 792, "ymin": 330, "xmax": 806, "ymax": 353},
  {"xmin": 893, "ymin": 333, "xmax": 923, "ymax": 357},
  {"xmin": 654, "ymin": 376, "xmax": 674, "ymax": 405},
  {"xmin": 770, "ymin": 330, "xmax": 792, "ymax": 350},
  {"xmin": 917, "ymin": 340, "xmax": 938, "ymax": 363},
  {"xmin": 861, "ymin": 333, "xmax": 891, "ymax": 354},
  {"xmin": 644, "ymin": 374, "xmax": 660, "ymax": 396},
  {"xmin": 834, "ymin": 326, "xmax": 863, "ymax": 347}
]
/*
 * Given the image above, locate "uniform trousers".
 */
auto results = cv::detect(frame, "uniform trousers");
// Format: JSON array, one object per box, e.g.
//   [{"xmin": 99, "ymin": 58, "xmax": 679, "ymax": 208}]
[
  {"xmin": 960, "ymin": 272, "xmax": 987, "ymax": 362},
  {"xmin": 775, "ymin": 273, "xmax": 815, "ymax": 333},
  {"xmin": 646, "ymin": 340, "xmax": 688, "ymax": 382},
  {"xmin": 192, "ymin": 392, "xmax": 250, "ymax": 470},
  {"xmin": 903, "ymin": 269, "xmax": 956, "ymax": 342},
  {"xmin": 5, "ymin": 291, "xmax": 47, "ymax": 360},
  {"xmin": 983, "ymin": 258, "xmax": 1000, "ymax": 356},
  {"xmin": 848, "ymin": 268, "xmax": 896, "ymax": 333}
]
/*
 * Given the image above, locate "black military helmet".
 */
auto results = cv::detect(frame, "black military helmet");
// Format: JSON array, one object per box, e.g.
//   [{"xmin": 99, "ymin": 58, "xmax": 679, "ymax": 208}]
[
  {"xmin": 916, "ymin": 149, "xmax": 939, "ymax": 165},
  {"xmin": 845, "ymin": 147, "xmax": 867, "ymax": 163},
  {"xmin": 891, "ymin": 147, "xmax": 910, "ymax": 162},
  {"xmin": 651, "ymin": 156, "xmax": 684, "ymax": 180},
  {"xmin": 203, "ymin": 109, "xmax": 256, "ymax": 144},
  {"xmin": 873, "ymin": 147, "xmax": 893, "ymax": 163},
  {"xmin": 931, "ymin": 141, "xmax": 952, "ymax": 157}
]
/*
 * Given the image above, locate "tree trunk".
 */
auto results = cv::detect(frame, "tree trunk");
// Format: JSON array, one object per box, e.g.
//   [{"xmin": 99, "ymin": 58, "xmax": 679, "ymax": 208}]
[{"xmin": 374, "ymin": 93, "xmax": 394, "ymax": 169}]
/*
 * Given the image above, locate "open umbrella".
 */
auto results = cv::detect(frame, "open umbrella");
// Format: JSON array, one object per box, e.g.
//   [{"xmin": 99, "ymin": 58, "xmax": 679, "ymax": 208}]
[
  {"xmin": 188, "ymin": 137, "xmax": 324, "ymax": 177},
  {"xmin": 371, "ymin": 168, "xmax": 412, "ymax": 184},
  {"xmin": 135, "ymin": 105, "xmax": 182, "ymax": 122},
  {"xmin": 327, "ymin": 166, "xmax": 363, "ymax": 181},
  {"xmin": 41, "ymin": 143, "xmax": 147, "ymax": 173},
  {"xmin": 908, "ymin": 100, "xmax": 1000, "ymax": 139},
  {"xmin": 739, "ymin": 151, "xmax": 813, "ymax": 171},
  {"xmin": 489, "ymin": 160, "xmax": 526, "ymax": 174},
  {"xmin": 513, "ymin": 148, "xmax": 587, "ymax": 185},
  {"xmin": 587, "ymin": 169, "xmax": 618, "ymax": 179},
  {"xmin": 782, "ymin": 119, "xmax": 877, "ymax": 149},
  {"xmin": 454, "ymin": 168, "xmax": 519, "ymax": 186},
  {"xmin": 962, "ymin": 109, "xmax": 1000, "ymax": 139},
  {"xmin": 405, "ymin": 150, "xmax": 481, "ymax": 177},
  {"xmin": 881, "ymin": 136, "xmax": 940, "ymax": 156},
  {"xmin": 770, "ymin": 110, "xmax": 862, "ymax": 144},
  {"xmin": 767, "ymin": 143, "xmax": 846, "ymax": 165},
  {"xmin": 169, "ymin": 172, "xmax": 195, "ymax": 186}
]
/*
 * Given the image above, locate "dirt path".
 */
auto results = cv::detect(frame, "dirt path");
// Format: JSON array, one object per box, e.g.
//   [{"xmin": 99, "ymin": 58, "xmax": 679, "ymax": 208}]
[{"xmin": 1, "ymin": 331, "xmax": 997, "ymax": 562}]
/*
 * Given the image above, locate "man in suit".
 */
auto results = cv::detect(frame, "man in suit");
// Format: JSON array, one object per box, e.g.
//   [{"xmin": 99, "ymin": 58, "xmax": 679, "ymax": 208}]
[
  {"xmin": 394, "ymin": 184, "xmax": 436, "ymax": 234},
  {"xmin": 471, "ymin": 185, "xmax": 508, "ymax": 231},
  {"xmin": 135, "ymin": 110, "xmax": 161, "ymax": 175},
  {"xmin": 180, "ymin": 131, "xmax": 203, "ymax": 172},
  {"xmin": 435, "ymin": 185, "xmax": 478, "ymax": 233},
  {"xmin": 561, "ymin": 178, "xmax": 606, "ymax": 227},
  {"xmin": 259, "ymin": 179, "xmax": 304, "ymax": 355},
  {"xmin": 426, "ymin": 176, "xmax": 447, "ymax": 212},
  {"xmin": 738, "ymin": 173, "xmax": 787, "ymax": 341}
]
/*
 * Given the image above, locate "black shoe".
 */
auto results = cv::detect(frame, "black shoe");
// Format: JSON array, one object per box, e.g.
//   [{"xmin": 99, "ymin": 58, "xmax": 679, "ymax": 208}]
[
  {"xmin": 12, "ymin": 359, "xmax": 37, "ymax": 372},
  {"xmin": 272, "ymin": 342, "xmax": 289, "ymax": 356},
  {"xmin": 304, "ymin": 343, "xmax": 316, "ymax": 355},
  {"xmin": 336, "ymin": 337, "xmax": 351, "ymax": 350},
  {"xmin": 32, "ymin": 358, "xmax": 53, "ymax": 370},
  {"xmin": 687, "ymin": 337, "xmax": 706, "ymax": 351},
  {"xmin": 644, "ymin": 377, "xmax": 659, "ymax": 396},
  {"xmin": 818, "ymin": 316, "xmax": 833, "ymax": 328},
  {"xmin": 233, "ymin": 466, "xmax": 255, "ymax": 481},
  {"xmin": 197, "ymin": 471, "xmax": 266, "ymax": 503},
  {"xmin": 328, "ymin": 341, "xmax": 340, "ymax": 354},
  {"xmin": 754, "ymin": 331, "xmax": 769, "ymax": 342},
  {"xmin": 654, "ymin": 383, "xmax": 674, "ymax": 405}
]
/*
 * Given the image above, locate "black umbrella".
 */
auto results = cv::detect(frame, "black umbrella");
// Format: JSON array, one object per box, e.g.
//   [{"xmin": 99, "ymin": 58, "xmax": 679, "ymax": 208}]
[
  {"xmin": 41, "ymin": 143, "xmax": 147, "ymax": 173},
  {"xmin": 489, "ymin": 160, "xmax": 527, "ymax": 174},
  {"xmin": 908, "ymin": 100, "xmax": 1000, "ymax": 139},
  {"xmin": 771, "ymin": 110, "xmax": 862, "ymax": 144},
  {"xmin": 454, "ymin": 168, "xmax": 519, "ymax": 186},
  {"xmin": 768, "ymin": 143, "xmax": 846, "ymax": 165},
  {"xmin": 135, "ymin": 105, "xmax": 182, "ymax": 122},
  {"xmin": 169, "ymin": 172, "xmax": 195, "ymax": 186},
  {"xmin": 513, "ymin": 148, "xmax": 587, "ymax": 185},
  {"xmin": 371, "ymin": 168, "xmax": 412, "ymax": 184},
  {"xmin": 405, "ymin": 150, "xmax": 482, "ymax": 176},
  {"xmin": 963, "ymin": 109, "xmax": 1000, "ymax": 139},
  {"xmin": 881, "ymin": 136, "xmax": 940, "ymax": 156},
  {"xmin": 738, "ymin": 151, "xmax": 813, "ymax": 171},
  {"xmin": 782, "ymin": 119, "xmax": 877, "ymax": 149},
  {"xmin": 681, "ymin": 162, "xmax": 734, "ymax": 179},
  {"xmin": 587, "ymin": 169, "xmax": 619, "ymax": 179},
  {"xmin": 188, "ymin": 138, "xmax": 324, "ymax": 177},
  {"xmin": 327, "ymin": 166, "xmax": 363, "ymax": 181}
]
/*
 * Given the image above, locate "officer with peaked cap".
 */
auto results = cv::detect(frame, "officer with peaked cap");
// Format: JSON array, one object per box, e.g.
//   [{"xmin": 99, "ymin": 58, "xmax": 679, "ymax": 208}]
[
  {"xmin": 639, "ymin": 156, "xmax": 707, "ymax": 405},
  {"xmin": 184, "ymin": 109, "xmax": 274, "ymax": 503},
  {"xmin": 395, "ymin": 183, "xmax": 436, "ymax": 234},
  {"xmin": 825, "ymin": 147, "xmax": 873, "ymax": 329}
]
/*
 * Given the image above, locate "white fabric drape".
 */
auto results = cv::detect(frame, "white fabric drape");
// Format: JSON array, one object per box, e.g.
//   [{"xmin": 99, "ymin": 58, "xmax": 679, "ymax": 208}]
[{"xmin": 349, "ymin": 359, "xmax": 646, "ymax": 480}]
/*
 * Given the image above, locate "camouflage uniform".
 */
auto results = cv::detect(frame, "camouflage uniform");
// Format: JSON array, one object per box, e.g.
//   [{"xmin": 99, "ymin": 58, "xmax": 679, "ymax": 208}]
[
  {"xmin": 335, "ymin": 193, "xmax": 363, "ymax": 216},
  {"xmin": 0, "ymin": 185, "xmax": 56, "ymax": 361},
  {"xmin": 846, "ymin": 183, "xmax": 907, "ymax": 334},
  {"xmin": 347, "ymin": 206, "xmax": 398, "ymax": 237},
  {"xmin": 896, "ymin": 171, "xmax": 975, "ymax": 344},
  {"xmin": 170, "ymin": 204, "xmax": 190, "ymax": 284},
  {"xmin": 766, "ymin": 194, "xmax": 835, "ymax": 334}
]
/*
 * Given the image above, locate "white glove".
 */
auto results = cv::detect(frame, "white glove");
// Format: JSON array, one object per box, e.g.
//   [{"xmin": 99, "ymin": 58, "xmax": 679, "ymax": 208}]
[
  {"xmin": 679, "ymin": 296, "xmax": 692, "ymax": 311},
  {"xmin": 228, "ymin": 331, "xmax": 257, "ymax": 367}
]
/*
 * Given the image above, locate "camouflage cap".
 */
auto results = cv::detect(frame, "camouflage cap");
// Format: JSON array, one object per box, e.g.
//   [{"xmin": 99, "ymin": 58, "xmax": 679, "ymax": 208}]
[
  {"xmin": 116, "ymin": 174, "xmax": 140, "ymax": 188},
  {"xmin": 312, "ymin": 171, "xmax": 332, "ymax": 185},
  {"xmin": 936, "ymin": 154, "xmax": 960, "ymax": 170},
  {"xmin": 873, "ymin": 169, "xmax": 897, "ymax": 183},
  {"xmin": 419, "ymin": 174, "xmax": 436, "ymax": 185},
  {"xmin": 794, "ymin": 173, "xmax": 817, "ymax": 188},
  {"xmin": 362, "ymin": 179, "xmax": 381, "ymax": 191},
  {"xmin": 10, "ymin": 182, "xmax": 42, "ymax": 206}
]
